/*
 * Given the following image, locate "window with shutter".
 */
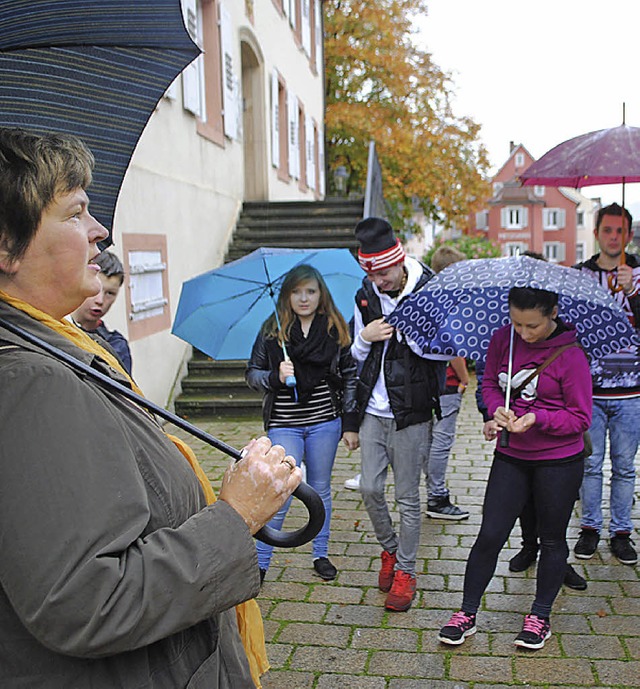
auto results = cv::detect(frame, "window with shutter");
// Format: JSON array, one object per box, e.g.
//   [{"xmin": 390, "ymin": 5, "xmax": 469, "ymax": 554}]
[
  {"xmin": 219, "ymin": 4, "xmax": 238, "ymax": 140},
  {"xmin": 306, "ymin": 115, "xmax": 315, "ymax": 191},
  {"xmin": 502, "ymin": 206, "xmax": 527, "ymax": 229},
  {"xmin": 301, "ymin": 0, "xmax": 311, "ymax": 56},
  {"xmin": 314, "ymin": 0, "xmax": 322, "ymax": 74},
  {"xmin": 543, "ymin": 208, "xmax": 566, "ymax": 230},
  {"xmin": 543, "ymin": 242, "xmax": 565, "ymax": 262},
  {"xmin": 288, "ymin": 91, "xmax": 299, "ymax": 179},
  {"xmin": 271, "ymin": 70, "xmax": 280, "ymax": 169},
  {"xmin": 317, "ymin": 126, "xmax": 325, "ymax": 195},
  {"xmin": 181, "ymin": 0, "xmax": 205, "ymax": 119},
  {"xmin": 122, "ymin": 234, "xmax": 171, "ymax": 341},
  {"xmin": 475, "ymin": 210, "xmax": 488, "ymax": 230}
]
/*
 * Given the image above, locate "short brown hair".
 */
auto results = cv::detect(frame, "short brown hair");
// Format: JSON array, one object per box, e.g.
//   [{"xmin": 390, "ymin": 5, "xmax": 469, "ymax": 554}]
[
  {"xmin": 0, "ymin": 128, "xmax": 94, "ymax": 266},
  {"xmin": 430, "ymin": 245, "xmax": 466, "ymax": 274}
]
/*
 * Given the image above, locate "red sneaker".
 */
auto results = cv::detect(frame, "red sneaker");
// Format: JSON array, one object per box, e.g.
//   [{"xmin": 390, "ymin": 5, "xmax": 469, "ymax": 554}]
[
  {"xmin": 378, "ymin": 550, "xmax": 397, "ymax": 592},
  {"xmin": 384, "ymin": 570, "xmax": 417, "ymax": 611}
]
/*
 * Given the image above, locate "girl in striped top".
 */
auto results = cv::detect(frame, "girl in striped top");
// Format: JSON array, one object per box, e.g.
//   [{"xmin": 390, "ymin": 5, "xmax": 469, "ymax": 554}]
[{"xmin": 246, "ymin": 264, "xmax": 359, "ymax": 581}]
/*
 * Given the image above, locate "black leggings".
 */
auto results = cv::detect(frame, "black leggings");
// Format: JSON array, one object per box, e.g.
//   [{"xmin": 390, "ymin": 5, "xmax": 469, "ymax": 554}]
[{"xmin": 462, "ymin": 455, "xmax": 584, "ymax": 619}]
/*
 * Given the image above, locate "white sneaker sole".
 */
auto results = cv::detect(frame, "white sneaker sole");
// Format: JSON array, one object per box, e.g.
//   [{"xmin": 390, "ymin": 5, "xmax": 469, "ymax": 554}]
[
  {"xmin": 426, "ymin": 510, "xmax": 470, "ymax": 521},
  {"xmin": 514, "ymin": 630, "xmax": 551, "ymax": 650},
  {"xmin": 438, "ymin": 625, "xmax": 477, "ymax": 645}
]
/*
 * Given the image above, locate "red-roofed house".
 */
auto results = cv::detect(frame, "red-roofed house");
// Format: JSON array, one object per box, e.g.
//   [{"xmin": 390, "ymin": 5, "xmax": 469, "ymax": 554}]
[{"xmin": 469, "ymin": 143, "xmax": 597, "ymax": 265}]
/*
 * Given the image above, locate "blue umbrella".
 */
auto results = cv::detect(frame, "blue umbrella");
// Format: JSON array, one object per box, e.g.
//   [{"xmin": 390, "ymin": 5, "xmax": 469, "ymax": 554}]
[
  {"xmin": 0, "ymin": 0, "xmax": 199, "ymax": 246},
  {"xmin": 172, "ymin": 247, "xmax": 363, "ymax": 360},
  {"xmin": 387, "ymin": 255, "xmax": 640, "ymax": 365}
]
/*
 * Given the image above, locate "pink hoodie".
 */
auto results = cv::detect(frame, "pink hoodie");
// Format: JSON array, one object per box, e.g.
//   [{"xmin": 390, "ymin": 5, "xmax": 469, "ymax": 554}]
[{"xmin": 482, "ymin": 322, "xmax": 592, "ymax": 461}]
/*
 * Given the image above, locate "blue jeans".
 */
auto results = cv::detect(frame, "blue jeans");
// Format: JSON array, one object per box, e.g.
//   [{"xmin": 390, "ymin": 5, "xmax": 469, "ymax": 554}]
[
  {"xmin": 422, "ymin": 392, "xmax": 461, "ymax": 500},
  {"xmin": 580, "ymin": 397, "xmax": 640, "ymax": 536},
  {"xmin": 256, "ymin": 417, "xmax": 342, "ymax": 569}
]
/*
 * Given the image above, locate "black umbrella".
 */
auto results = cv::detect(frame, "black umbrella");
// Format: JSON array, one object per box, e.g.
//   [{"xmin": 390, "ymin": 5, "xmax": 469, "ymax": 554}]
[{"xmin": 0, "ymin": 0, "xmax": 200, "ymax": 246}]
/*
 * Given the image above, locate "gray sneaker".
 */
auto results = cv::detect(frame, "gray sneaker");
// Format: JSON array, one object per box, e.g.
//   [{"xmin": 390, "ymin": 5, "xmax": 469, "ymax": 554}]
[{"xmin": 426, "ymin": 496, "xmax": 470, "ymax": 520}]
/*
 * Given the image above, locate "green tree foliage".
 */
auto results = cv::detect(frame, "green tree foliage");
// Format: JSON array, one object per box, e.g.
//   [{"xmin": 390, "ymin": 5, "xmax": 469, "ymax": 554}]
[
  {"xmin": 423, "ymin": 235, "xmax": 502, "ymax": 267},
  {"xmin": 324, "ymin": 0, "xmax": 491, "ymax": 231}
]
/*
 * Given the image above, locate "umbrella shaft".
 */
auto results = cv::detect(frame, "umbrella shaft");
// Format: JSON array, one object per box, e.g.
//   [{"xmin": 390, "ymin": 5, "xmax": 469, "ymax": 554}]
[{"xmin": 0, "ymin": 317, "xmax": 242, "ymax": 460}]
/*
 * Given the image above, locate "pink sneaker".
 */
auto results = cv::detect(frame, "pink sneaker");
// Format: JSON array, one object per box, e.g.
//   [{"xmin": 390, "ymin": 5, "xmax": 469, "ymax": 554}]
[
  {"xmin": 438, "ymin": 611, "xmax": 477, "ymax": 645},
  {"xmin": 514, "ymin": 613, "xmax": 551, "ymax": 650}
]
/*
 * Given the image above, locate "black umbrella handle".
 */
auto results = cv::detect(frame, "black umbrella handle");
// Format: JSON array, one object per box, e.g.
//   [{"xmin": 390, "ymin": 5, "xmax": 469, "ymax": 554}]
[
  {"xmin": 255, "ymin": 482, "xmax": 325, "ymax": 547},
  {"xmin": 499, "ymin": 427, "xmax": 510, "ymax": 448},
  {"xmin": 0, "ymin": 316, "xmax": 324, "ymax": 548}
]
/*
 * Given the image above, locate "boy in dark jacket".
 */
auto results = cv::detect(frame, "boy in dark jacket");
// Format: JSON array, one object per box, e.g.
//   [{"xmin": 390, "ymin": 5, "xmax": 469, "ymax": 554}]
[{"xmin": 351, "ymin": 217, "xmax": 445, "ymax": 612}]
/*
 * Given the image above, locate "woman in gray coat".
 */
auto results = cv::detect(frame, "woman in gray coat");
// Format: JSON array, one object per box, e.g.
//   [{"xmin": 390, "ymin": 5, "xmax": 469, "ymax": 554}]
[{"xmin": 0, "ymin": 127, "xmax": 301, "ymax": 688}]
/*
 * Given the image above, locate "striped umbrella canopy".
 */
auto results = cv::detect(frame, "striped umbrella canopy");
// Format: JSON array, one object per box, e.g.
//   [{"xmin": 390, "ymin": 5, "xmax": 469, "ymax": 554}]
[{"xmin": 0, "ymin": 0, "xmax": 200, "ymax": 246}]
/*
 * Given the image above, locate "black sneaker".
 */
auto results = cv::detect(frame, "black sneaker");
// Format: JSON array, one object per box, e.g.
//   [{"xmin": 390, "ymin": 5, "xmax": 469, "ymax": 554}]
[
  {"xmin": 509, "ymin": 545, "xmax": 539, "ymax": 572},
  {"xmin": 426, "ymin": 495, "xmax": 470, "ymax": 521},
  {"xmin": 610, "ymin": 534, "xmax": 638, "ymax": 565},
  {"xmin": 514, "ymin": 613, "xmax": 551, "ymax": 650},
  {"xmin": 313, "ymin": 557, "xmax": 338, "ymax": 580},
  {"xmin": 574, "ymin": 528, "xmax": 599, "ymax": 559},
  {"xmin": 438, "ymin": 611, "xmax": 477, "ymax": 645},
  {"xmin": 563, "ymin": 564, "xmax": 587, "ymax": 590}
]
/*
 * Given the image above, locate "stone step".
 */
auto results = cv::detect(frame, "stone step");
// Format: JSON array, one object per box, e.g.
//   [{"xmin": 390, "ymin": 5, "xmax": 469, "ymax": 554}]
[
  {"xmin": 181, "ymin": 377, "xmax": 260, "ymax": 398},
  {"xmin": 174, "ymin": 395, "xmax": 262, "ymax": 419}
]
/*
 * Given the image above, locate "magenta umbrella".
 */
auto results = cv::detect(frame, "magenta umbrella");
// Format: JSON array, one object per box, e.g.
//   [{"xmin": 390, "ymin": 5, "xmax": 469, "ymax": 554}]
[
  {"xmin": 520, "ymin": 116, "xmax": 639, "ymax": 288},
  {"xmin": 519, "ymin": 123, "xmax": 640, "ymax": 189}
]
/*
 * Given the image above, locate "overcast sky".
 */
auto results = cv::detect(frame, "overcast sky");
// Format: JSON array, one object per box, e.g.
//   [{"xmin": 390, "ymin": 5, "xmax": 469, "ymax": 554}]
[{"xmin": 413, "ymin": 0, "xmax": 640, "ymax": 217}]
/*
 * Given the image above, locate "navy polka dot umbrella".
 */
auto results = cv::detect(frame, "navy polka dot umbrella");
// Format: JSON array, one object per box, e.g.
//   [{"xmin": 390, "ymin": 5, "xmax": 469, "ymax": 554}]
[
  {"xmin": 388, "ymin": 255, "xmax": 640, "ymax": 362},
  {"xmin": 0, "ymin": 0, "xmax": 200, "ymax": 248}
]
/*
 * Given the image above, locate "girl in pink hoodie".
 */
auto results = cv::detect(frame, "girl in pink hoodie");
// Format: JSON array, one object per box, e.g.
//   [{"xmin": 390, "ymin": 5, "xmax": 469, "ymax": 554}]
[{"xmin": 439, "ymin": 287, "xmax": 592, "ymax": 651}]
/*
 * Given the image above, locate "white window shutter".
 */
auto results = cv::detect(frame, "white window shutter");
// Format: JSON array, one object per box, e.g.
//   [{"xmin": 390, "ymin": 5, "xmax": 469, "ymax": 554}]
[
  {"xmin": 306, "ymin": 115, "xmax": 315, "ymax": 190},
  {"xmin": 501, "ymin": 208, "xmax": 508, "ymax": 228},
  {"xmin": 558, "ymin": 209, "xmax": 566, "ymax": 228},
  {"xmin": 220, "ymin": 4, "xmax": 238, "ymax": 140},
  {"xmin": 271, "ymin": 71, "xmax": 279, "ymax": 168},
  {"xmin": 289, "ymin": 0, "xmax": 296, "ymax": 29},
  {"xmin": 542, "ymin": 208, "xmax": 550, "ymax": 229},
  {"xmin": 317, "ymin": 127, "xmax": 325, "ymax": 195},
  {"xmin": 314, "ymin": 0, "xmax": 323, "ymax": 74},
  {"xmin": 301, "ymin": 0, "xmax": 311, "ymax": 56},
  {"xmin": 288, "ymin": 92, "xmax": 299, "ymax": 179},
  {"xmin": 283, "ymin": 0, "xmax": 290, "ymax": 18},
  {"xmin": 181, "ymin": 0, "xmax": 204, "ymax": 118},
  {"xmin": 522, "ymin": 207, "xmax": 528, "ymax": 227},
  {"xmin": 475, "ymin": 211, "xmax": 487, "ymax": 229},
  {"xmin": 558, "ymin": 243, "xmax": 566, "ymax": 262}
]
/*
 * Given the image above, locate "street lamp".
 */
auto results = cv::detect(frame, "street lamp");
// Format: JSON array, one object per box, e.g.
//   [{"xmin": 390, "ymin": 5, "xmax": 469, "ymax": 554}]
[{"xmin": 333, "ymin": 166, "xmax": 348, "ymax": 196}]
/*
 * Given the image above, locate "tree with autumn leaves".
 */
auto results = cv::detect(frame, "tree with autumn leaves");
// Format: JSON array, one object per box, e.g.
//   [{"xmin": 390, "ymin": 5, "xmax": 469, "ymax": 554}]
[{"xmin": 324, "ymin": 0, "xmax": 491, "ymax": 231}]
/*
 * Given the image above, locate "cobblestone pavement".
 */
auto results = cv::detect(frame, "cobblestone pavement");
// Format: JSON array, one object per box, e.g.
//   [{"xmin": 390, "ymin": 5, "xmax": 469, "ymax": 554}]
[{"xmin": 168, "ymin": 375, "xmax": 640, "ymax": 689}]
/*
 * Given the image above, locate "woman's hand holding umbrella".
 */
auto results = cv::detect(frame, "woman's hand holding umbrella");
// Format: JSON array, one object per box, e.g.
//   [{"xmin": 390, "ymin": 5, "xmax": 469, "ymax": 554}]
[
  {"xmin": 494, "ymin": 407, "xmax": 536, "ymax": 436},
  {"xmin": 220, "ymin": 437, "xmax": 301, "ymax": 535}
]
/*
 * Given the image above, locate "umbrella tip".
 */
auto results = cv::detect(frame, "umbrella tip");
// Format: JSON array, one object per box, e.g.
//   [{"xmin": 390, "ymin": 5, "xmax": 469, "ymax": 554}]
[{"xmin": 622, "ymin": 101, "xmax": 626, "ymax": 126}]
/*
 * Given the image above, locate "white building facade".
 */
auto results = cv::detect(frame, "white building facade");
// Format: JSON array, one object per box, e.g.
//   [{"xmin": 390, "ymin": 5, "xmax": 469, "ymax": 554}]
[{"xmin": 104, "ymin": 0, "xmax": 325, "ymax": 405}]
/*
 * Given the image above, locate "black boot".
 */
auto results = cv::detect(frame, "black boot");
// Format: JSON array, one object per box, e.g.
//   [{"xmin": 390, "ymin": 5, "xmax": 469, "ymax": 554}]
[{"xmin": 509, "ymin": 545, "xmax": 539, "ymax": 572}]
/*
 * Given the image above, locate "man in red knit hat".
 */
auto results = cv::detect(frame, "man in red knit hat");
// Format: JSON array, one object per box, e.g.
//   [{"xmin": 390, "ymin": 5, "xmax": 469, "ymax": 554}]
[{"xmin": 351, "ymin": 217, "xmax": 446, "ymax": 611}]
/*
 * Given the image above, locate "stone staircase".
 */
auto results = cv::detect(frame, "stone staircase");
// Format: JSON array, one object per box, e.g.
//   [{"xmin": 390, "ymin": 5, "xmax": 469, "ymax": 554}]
[{"xmin": 173, "ymin": 197, "xmax": 364, "ymax": 419}]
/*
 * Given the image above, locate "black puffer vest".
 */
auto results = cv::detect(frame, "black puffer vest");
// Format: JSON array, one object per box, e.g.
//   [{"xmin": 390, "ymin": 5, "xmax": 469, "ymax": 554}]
[{"xmin": 355, "ymin": 267, "xmax": 444, "ymax": 430}]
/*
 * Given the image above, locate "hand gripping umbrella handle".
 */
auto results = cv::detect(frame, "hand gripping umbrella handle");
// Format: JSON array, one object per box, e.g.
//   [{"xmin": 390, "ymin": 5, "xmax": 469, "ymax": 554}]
[{"xmin": 0, "ymin": 316, "xmax": 325, "ymax": 548}]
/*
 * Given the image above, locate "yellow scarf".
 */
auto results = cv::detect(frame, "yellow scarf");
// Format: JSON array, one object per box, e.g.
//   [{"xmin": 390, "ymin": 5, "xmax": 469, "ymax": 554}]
[{"xmin": 0, "ymin": 290, "xmax": 269, "ymax": 687}]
